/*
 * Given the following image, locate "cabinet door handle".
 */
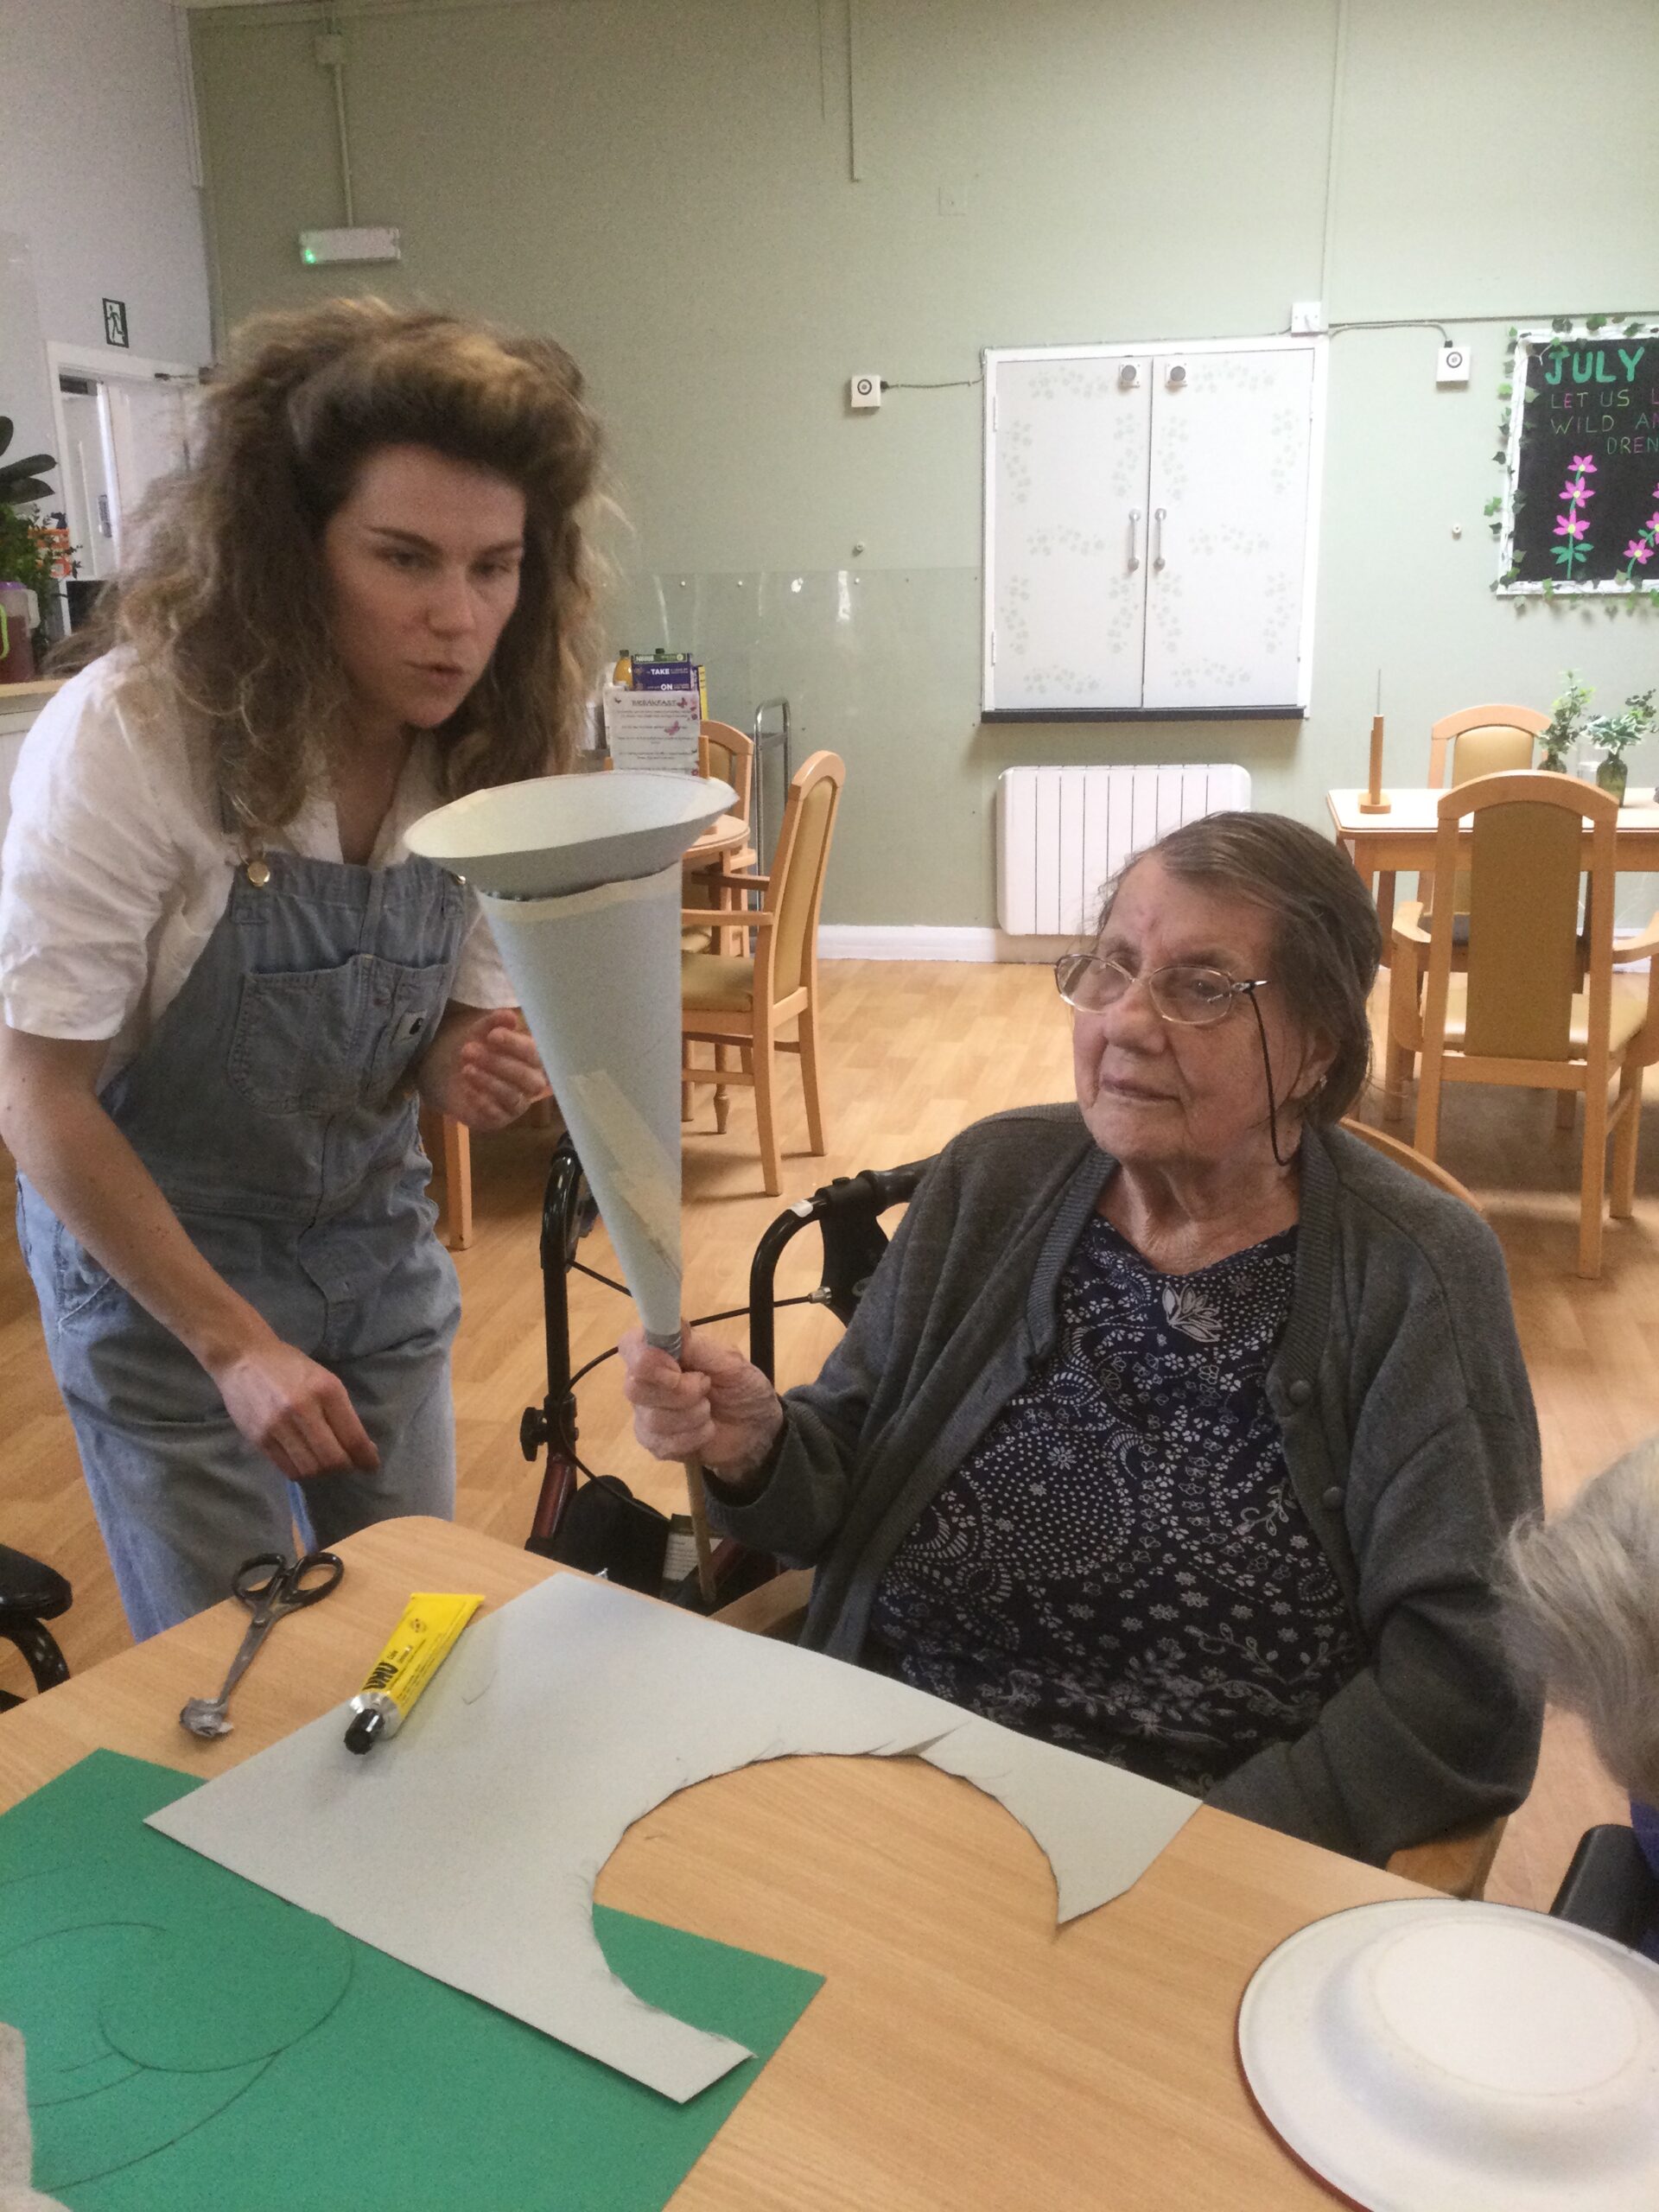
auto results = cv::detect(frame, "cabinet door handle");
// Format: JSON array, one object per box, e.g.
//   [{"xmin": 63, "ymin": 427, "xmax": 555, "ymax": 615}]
[
  {"xmin": 1153, "ymin": 507, "xmax": 1167, "ymax": 571},
  {"xmin": 1128, "ymin": 509, "xmax": 1142, "ymax": 572}
]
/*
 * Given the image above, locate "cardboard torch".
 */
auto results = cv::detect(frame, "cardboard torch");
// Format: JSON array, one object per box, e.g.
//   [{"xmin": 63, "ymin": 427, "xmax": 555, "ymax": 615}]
[{"xmin": 408, "ymin": 769, "xmax": 737, "ymax": 1597}]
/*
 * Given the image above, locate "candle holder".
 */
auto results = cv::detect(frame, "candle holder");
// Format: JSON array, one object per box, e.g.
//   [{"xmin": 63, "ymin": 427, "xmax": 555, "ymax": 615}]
[{"xmin": 1358, "ymin": 713, "xmax": 1392, "ymax": 814}]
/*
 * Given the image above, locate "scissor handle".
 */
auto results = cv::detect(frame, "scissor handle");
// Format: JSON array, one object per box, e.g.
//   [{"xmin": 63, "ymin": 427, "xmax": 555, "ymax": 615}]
[
  {"xmin": 285, "ymin": 1551, "xmax": 345, "ymax": 1607},
  {"xmin": 232, "ymin": 1550, "xmax": 344, "ymax": 1615}
]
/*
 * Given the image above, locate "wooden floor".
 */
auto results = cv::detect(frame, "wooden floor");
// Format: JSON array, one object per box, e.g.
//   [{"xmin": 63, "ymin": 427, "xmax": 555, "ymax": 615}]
[{"xmin": 0, "ymin": 961, "xmax": 1637, "ymax": 1907}]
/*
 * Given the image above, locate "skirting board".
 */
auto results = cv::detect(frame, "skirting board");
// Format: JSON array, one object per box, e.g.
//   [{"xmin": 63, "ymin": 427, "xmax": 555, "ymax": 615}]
[{"xmin": 817, "ymin": 926, "xmax": 1073, "ymax": 964}]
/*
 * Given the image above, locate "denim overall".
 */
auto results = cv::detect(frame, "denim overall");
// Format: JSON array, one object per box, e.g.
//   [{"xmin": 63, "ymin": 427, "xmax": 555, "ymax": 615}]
[{"xmin": 18, "ymin": 849, "xmax": 466, "ymax": 1639}]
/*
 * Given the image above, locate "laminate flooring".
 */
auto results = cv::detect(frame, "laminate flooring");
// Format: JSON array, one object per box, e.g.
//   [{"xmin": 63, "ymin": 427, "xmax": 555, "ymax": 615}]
[{"xmin": 0, "ymin": 961, "xmax": 1641, "ymax": 1909}]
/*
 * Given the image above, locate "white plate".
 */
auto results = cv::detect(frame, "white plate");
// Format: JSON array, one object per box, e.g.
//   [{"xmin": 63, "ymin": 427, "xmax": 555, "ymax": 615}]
[{"xmin": 1237, "ymin": 1898, "xmax": 1659, "ymax": 2210}]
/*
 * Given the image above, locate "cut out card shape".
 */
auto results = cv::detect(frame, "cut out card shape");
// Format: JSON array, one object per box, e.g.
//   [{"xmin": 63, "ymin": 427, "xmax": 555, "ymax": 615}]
[
  {"xmin": 1, "ymin": 1751, "xmax": 822, "ymax": 2211},
  {"xmin": 407, "ymin": 770, "xmax": 734, "ymax": 1341},
  {"xmin": 150, "ymin": 1574, "xmax": 1200, "ymax": 2104}
]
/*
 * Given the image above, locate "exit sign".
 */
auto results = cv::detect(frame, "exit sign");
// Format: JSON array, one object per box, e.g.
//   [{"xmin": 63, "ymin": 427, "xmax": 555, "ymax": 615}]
[{"xmin": 102, "ymin": 298, "xmax": 129, "ymax": 348}]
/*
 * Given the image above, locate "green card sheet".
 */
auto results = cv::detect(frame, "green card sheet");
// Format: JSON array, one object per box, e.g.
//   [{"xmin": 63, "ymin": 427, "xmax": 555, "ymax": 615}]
[{"xmin": 0, "ymin": 1751, "xmax": 822, "ymax": 2211}]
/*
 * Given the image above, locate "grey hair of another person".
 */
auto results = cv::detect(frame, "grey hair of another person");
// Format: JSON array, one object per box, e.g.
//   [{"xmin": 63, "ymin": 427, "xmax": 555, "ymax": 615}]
[
  {"xmin": 1094, "ymin": 811, "xmax": 1383, "ymax": 1126},
  {"xmin": 1502, "ymin": 1437, "xmax": 1659, "ymax": 1806}
]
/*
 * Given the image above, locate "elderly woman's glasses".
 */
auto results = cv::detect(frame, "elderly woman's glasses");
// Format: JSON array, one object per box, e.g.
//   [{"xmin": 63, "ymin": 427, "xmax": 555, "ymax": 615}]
[
  {"xmin": 1052, "ymin": 951, "xmax": 1296, "ymax": 1167},
  {"xmin": 1053, "ymin": 953, "xmax": 1269, "ymax": 1027}
]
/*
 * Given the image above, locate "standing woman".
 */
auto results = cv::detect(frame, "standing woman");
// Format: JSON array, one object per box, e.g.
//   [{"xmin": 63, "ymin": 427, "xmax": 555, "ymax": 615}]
[{"xmin": 0, "ymin": 300, "xmax": 601, "ymax": 1637}]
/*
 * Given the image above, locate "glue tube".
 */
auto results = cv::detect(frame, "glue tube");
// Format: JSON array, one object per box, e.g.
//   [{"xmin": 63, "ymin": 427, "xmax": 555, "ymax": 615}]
[{"xmin": 344, "ymin": 1592, "xmax": 482, "ymax": 1754}]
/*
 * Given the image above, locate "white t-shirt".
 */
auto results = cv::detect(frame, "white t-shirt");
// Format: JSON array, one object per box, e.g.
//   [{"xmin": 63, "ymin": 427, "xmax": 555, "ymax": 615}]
[{"xmin": 0, "ymin": 655, "xmax": 515, "ymax": 1077}]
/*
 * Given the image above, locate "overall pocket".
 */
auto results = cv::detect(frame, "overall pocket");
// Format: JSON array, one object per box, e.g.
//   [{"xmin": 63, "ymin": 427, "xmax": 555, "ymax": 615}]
[{"xmin": 228, "ymin": 957, "xmax": 372, "ymax": 1117}]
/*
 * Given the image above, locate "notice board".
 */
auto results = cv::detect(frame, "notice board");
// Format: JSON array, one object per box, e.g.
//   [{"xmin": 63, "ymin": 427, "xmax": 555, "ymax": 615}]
[{"xmin": 1499, "ymin": 325, "xmax": 1659, "ymax": 594}]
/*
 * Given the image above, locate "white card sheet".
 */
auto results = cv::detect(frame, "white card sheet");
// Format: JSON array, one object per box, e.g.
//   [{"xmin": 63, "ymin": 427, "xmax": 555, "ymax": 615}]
[{"xmin": 149, "ymin": 1575, "xmax": 1198, "ymax": 2101}]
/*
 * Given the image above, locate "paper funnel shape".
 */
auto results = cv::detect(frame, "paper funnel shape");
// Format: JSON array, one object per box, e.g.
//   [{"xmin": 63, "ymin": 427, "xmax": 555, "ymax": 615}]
[{"xmin": 407, "ymin": 772, "xmax": 735, "ymax": 1342}]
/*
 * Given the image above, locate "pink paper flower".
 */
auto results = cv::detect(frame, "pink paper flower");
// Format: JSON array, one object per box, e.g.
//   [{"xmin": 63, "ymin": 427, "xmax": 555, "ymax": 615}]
[
  {"xmin": 1572, "ymin": 454, "xmax": 1598, "ymax": 473},
  {"xmin": 1554, "ymin": 514, "xmax": 1587, "ymax": 539},
  {"xmin": 1625, "ymin": 539, "xmax": 1654, "ymax": 564}
]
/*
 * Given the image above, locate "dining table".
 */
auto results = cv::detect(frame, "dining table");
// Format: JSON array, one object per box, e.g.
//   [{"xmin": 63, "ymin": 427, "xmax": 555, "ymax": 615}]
[
  {"xmin": 0, "ymin": 1514, "xmax": 1429, "ymax": 2210},
  {"xmin": 1327, "ymin": 785, "xmax": 1659, "ymax": 946}
]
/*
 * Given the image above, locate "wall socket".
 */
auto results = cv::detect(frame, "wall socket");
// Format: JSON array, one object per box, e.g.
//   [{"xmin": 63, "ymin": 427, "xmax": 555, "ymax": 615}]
[
  {"xmin": 849, "ymin": 374, "xmax": 883, "ymax": 410},
  {"xmin": 1437, "ymin": 345, "xmax": 1471, "ymax": 385},
  {"xmin": 1290, "ymin": 300, "xmax": 1325, "ymax": 334}
]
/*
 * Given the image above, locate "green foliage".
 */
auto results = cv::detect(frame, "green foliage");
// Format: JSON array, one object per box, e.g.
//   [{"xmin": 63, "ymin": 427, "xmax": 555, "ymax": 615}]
[
  {"xmin": 0, "ymin": 416, "xmax": 57, "ymax": 507},
  {"xmin": 0, "ymin": 504, "xmax": 60, "ymax": 604},
  {"xmin": 1539, "ymin": 670, "xmax": 1593, "ymax": 766},
  {"xmin": 1586, "ymin": 688, "xmax": 1658, "ymax": 760}
]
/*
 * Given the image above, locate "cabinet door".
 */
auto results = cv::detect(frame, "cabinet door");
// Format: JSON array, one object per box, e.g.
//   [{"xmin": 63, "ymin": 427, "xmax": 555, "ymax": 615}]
[
  {"xmin": 1141, "ymin": 347, "xmax": 1314, "ymax": 711},
  {"xmin": 987, "ymin": 356, "xmax": 1152, "ymax": 712}
]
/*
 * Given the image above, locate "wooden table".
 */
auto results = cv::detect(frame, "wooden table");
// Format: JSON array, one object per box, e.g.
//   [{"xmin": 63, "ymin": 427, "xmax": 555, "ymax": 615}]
[
  {"xmin": 0, "ymin": 1517, "xmax": 1420, "ymax": 2210},
  {"xmin": 1328, "ymin": 786, "xmax": 1659, "ymax": 943}
]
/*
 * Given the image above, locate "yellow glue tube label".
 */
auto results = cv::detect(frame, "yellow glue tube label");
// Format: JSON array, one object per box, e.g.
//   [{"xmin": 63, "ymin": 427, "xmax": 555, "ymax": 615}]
[{"xmin": 344, "ymin": 1592, "xmax": 482, "ymax": 1754}]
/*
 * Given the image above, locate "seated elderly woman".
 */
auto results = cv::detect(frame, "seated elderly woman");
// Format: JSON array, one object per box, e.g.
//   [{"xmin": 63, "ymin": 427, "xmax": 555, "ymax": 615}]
[{"xmin": 623, "ymin": 813, "xmax": 1543, "ymax": 1865}]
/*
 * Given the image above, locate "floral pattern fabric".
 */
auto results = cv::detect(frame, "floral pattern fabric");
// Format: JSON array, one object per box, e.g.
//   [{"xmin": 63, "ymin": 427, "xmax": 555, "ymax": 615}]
[{"xmin": 865, "ymin": 1214, "xmax": 1363, "ymax": 1797}]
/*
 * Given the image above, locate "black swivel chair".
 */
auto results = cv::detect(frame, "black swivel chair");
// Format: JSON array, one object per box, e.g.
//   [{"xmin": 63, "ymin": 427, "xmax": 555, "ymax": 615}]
[
  {"xmin": 0, "ymin": 1545, "xmax": 72, "ymax": 1712},
  {"xmin": 1550, "ymin": 1823, "xmax": 1659, "ymax": 1955}
]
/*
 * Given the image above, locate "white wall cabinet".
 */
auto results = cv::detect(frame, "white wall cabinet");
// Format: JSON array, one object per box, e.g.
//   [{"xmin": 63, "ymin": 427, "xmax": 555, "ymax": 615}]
[{"xmin": 983, "ymin": 337, "xmax": 1324, "ymax": 719}]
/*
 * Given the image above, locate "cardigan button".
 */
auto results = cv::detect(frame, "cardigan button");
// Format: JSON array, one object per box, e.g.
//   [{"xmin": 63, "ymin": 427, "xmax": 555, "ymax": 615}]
[
  {"xmin": 1321, "ymin": 1484, "xmax": 1344, "ymax": 1510},
  {"xmin": 1287, "ymin": 1379, "xmax": 1313, "ymax": 1407}
]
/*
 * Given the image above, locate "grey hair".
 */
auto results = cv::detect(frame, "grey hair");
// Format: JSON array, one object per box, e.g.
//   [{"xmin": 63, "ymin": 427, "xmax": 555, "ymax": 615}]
[
  {"xmin": 1096, "ymin": 811, "xmax": 1382, "ymax": 1125},
  {"xmin": 1502, "ymin": 1438, "xmax": 1659, "ymax": 1805}
]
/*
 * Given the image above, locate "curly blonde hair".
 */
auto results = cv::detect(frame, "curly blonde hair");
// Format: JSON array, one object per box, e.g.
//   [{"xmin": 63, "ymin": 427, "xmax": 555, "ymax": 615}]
[{"xmin": 59, "ymin": 298, "xmax": 602, "ymax": 841}]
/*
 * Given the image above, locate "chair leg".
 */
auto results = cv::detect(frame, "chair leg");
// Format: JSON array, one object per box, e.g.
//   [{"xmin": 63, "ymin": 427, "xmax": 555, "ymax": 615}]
[
  {"xmin": 798, "ymin": 1005, "xmax": 826, "ymax": 1155},
  {"xmin": 752, "ymin": 1027, "xmax": 782, "ymax": 1195},
  {"xmin": 1579, "ymin": 1080, "xmax": 1610, "ymax": 1277},
  {"xmin": 442, "ymin": 1115, "xmax": 473, "ymax": 1251},
  {"xmin": 1414, "ymin": 1054, "xmax": 1444, "ymax": 1161},
  {"xmin": 1611, "ymin": 1064, "xmax": 1643, "ymax": 1218},
  {"xmin": 1556, "ymin": 1090, "xmax": 1577, "ymax": 1132},
  {"xmin": 713, "ymin": 1043, "xmax": 732, "ymax": 1136},
  {"xmin": 1382, "ymin": 1038, "xmax": 1413, "ymax": 1123}
]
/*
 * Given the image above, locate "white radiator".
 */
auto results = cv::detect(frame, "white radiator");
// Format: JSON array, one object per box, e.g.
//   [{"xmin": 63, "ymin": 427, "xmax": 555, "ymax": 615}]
[{"xmin": 995, "ymin": 764, "xmax": 1252, "ymax": 937}]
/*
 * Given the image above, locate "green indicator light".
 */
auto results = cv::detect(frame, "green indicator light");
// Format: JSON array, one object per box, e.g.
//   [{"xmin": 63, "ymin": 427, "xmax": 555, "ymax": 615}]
[{"xmin": 302, "ymin": 248, "xmax": 317, "ymax": 264}]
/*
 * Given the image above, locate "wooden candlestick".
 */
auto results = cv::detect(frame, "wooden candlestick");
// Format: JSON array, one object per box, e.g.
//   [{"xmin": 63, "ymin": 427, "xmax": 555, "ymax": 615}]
[{"xmin": 1357, "ymin": 712, "xmax": 1392, "ymax": 813}]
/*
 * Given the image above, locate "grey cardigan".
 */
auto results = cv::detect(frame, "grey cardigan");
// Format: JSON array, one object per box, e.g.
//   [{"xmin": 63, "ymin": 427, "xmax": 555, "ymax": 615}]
[{"xmin": 710, "ymin": 1105, "xmax": 1544, "ymax": 1865}]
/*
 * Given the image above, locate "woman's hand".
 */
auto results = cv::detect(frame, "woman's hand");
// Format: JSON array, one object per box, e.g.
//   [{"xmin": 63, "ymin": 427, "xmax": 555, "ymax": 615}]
[
  {"xmin": 207, "ymin": 1333, "xmax": 381, "ymax": 1483},
  {"xmin": 620, "ymin": 1325, "xmax": 785, "ymax": 1485},
  {"xmin": 417, "ymin": 1006, "xmax": 551, "ymax": 1131}
]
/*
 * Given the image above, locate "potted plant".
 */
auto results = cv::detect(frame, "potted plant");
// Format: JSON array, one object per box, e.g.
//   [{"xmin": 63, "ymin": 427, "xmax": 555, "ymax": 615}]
[
  {"xmin": 1539, "ymin": 671, "xmax": 1593, "ymax": 773},
  {"xmin": 1584, "ymin": 688, "xmax": 1657, "ymax": 806},
  {"xmin": 0, "ymin": 416, "xmax": 67, "ymax": 681}
]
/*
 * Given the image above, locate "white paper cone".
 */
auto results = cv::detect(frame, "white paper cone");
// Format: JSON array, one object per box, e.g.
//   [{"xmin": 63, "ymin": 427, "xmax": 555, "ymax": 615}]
[
  {"xmin": 407, "ymin": 772, "xmax": 734, "ymax": 1341},
  {"xmin": 479, "ymin": 866, "xmax": 686, "ymax": 1338}
]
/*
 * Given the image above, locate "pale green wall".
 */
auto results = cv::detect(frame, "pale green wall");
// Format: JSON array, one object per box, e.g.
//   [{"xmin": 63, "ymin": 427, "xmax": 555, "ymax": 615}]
[{"xmin": 192, "ymin": 0, "xmax": 1659, "ymax": 926}]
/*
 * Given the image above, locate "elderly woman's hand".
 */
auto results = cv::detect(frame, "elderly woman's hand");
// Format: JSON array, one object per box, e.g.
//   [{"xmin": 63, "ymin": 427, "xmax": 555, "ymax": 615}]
[{"xmin": 620, "ymin": 1325, "xmax": 785, "ymax": 1488}]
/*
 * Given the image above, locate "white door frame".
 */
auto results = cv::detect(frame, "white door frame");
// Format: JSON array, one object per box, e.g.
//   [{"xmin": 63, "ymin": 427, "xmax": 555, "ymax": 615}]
[{"xmin": 47, "ymin": 340, "xmax": 200, "ymax": 577}]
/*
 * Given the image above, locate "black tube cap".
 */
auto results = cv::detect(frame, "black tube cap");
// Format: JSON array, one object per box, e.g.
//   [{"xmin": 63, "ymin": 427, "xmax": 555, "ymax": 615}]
[{"xmin": 344, "ymin": 1707, "xmax": 385, "ymax": 1756}]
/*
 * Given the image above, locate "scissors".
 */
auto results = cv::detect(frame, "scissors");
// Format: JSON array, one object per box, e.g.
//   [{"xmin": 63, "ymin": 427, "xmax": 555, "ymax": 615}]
[{"xmin": 179, "ymin": 1550, "xmax": 345, "ymax": 1740}]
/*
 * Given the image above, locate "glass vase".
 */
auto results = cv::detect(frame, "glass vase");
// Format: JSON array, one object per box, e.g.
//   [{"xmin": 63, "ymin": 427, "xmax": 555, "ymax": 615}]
[{"xmin": 1596, "ymin": 755, "xmax": 1629, "ymax": 806}]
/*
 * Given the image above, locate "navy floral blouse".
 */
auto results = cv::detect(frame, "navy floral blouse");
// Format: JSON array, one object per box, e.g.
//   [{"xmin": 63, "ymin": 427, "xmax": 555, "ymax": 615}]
[{"xmin": 865, "ymin": 1213, "xmax": 1363, "ymax": 1797}]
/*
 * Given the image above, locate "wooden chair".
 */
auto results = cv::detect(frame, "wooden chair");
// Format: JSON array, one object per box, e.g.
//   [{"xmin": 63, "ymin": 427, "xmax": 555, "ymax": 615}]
[
  {"xmin": 715, "ymin": 1118, "xmax": 1507, "ymax": 1899},
  {"xmin": 1427, "ymin": 702, "xmax": 1549, "ymax": 791},
  {"xmin": 681, "ymin": 750, "xmax": 843, "ymax": 1194},
  {"xmin": 1386, "ymin": 770, "xmax": 1659, "ymax": 1277},
  {"xmin": 1421, "ymin": 702, "xmax": 1549, "ymax": 925},
  {"xmin": 421, "ymin": 1107, "xmax": 474, "ymax": 1251},
  {"xmin": 1337, "ymin": 1116, "xmax": 1481, "ymax": 1211},
  {"xmin": 684, "ymin": 722, "xmax": 760, "ymax": 959}
]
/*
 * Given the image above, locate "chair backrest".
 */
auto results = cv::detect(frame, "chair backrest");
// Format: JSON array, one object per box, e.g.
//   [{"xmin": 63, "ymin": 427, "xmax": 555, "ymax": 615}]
[
  {"xmin": 760, "ymin": 751, "xmax": 844, "ymax": 1003},
  {"xmin": 1424, "ymin": 771, "xmax": 1616, "ymax": 1067},
  {"xmin": 699, "ymin": 721, "xmax": 753, "ymax": 827},
  {"xmin": 1338, "ymin": 1118, "xmax": 1482, "ymax": 1212},
  {"xmin": 1427, "ymin": 704, "xmax": 1549, "ymax": 790}
]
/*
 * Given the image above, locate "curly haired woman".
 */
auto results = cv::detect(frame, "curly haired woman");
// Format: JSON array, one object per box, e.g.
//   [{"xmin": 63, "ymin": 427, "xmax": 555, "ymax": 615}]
[{"xmin": 0, "ymin": 300, "xmax": 602, "ymax": 1637}]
